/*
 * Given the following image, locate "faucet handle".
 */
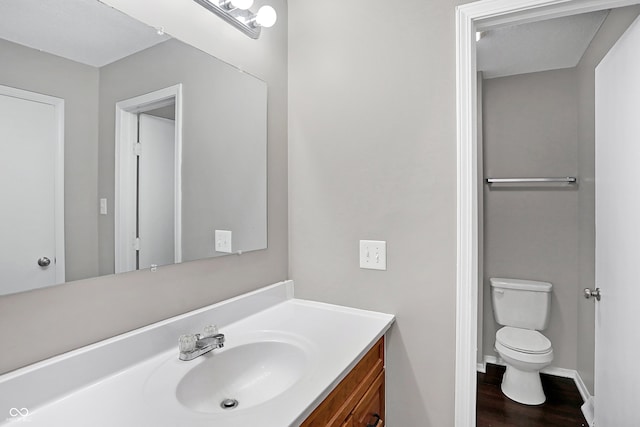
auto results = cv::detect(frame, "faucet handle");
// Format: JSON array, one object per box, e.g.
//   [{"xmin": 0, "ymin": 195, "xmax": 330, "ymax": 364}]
[
  {"xmin": 179, "ymin": 334, "xmax": 197, "ymax": 353},
  {"xmin": 203, "ymin": 325, "xmax": 219, "ymax": 338}
]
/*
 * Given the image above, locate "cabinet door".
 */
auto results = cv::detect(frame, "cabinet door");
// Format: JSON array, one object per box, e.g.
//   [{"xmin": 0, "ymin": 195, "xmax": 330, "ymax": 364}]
[
  {"xmin": 352, "ymin": 372, "xmax": 385, "ymax": 427},
  {"xmin": 301, "ymin": 338, "xmax": 384, "ymax": 427}
]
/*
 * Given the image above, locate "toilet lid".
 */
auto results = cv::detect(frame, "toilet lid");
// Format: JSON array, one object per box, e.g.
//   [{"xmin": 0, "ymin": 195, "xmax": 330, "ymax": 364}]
[{"xmin": 496, "ymin": 327, "xmax": 552, "ymax": 354}]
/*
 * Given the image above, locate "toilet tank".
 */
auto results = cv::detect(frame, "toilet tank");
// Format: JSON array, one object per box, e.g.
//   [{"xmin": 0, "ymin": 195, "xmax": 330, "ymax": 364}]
[{"xmin": 490, "ymin": 278, "xmax": 552, "ymax": 330}]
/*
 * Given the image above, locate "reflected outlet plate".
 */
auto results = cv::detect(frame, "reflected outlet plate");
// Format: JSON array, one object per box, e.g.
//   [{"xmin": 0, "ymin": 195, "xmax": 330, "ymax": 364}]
[{"xmin": 215, "ymin": 230, "xmax": 232, "ymax": 253}]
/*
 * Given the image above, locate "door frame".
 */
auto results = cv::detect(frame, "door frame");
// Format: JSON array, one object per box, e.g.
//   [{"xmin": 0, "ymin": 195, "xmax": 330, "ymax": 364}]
[
  {"xmin": 114, "ymin": 84, "xmax": 183, "ymax": 273},
  {"xmin": 454, "ymin": 0, "xmax": 639, "ymax": 425},
  {"xmin": 0, "ymin": 84, "xmax": 65, "ymax": 285}
]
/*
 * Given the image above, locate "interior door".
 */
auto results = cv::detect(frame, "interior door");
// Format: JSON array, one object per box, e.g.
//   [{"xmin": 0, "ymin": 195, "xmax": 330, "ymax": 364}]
[
  {"xmin": 594, "ymin": 15, "xmax": 640, "ymax": 427},
  {"xmin": 137, "ymin": 113, "xmax": 176, "ymax": 269},
  {"xmin": 0, "ymin": 89, "xmax": 59, "ymax": 294}
]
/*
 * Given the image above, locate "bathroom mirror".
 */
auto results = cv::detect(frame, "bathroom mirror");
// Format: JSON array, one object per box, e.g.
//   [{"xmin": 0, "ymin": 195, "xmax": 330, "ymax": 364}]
[{"xmin": 0, "ymin": 0, "xmax": 267, "ymax": 295}]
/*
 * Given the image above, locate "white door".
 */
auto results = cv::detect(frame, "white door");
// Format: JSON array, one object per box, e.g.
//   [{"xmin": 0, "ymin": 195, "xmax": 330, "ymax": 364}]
[
  {"xmin": 0, "ymin": 87, "xmax": 64, "ymax": 294},
  {"xmin": 594, "ymin": 16, "xmax": 640, "ymax": 427},
  {"xmin": 137, "ymin": 114, "xmax": 176, "ymax": 269}
]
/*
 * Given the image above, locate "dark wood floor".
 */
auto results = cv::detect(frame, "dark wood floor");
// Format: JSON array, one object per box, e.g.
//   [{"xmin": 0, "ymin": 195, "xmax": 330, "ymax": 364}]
[{"xmin": 477, "ymin": 364, "xmax": 588, "ymax": 427}]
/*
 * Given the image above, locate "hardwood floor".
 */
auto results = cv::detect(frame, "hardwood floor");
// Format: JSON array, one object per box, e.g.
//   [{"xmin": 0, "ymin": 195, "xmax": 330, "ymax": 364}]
[{"xmin": 477, "ymin": 364, "xmax": 589, "ymax": 427}]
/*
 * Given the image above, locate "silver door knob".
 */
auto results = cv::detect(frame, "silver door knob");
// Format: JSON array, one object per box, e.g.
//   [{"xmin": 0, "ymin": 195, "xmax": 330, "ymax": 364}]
[
  {"xmin": 584, "ymin": 287, "xmax": 601, "ymax": 301},
  {"xmin": 37, "ymin": 257, "xmax": 51, "ymax": 267}
]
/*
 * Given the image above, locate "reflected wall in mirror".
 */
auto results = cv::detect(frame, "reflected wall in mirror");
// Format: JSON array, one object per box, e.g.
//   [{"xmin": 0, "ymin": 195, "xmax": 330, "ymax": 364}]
[{"xmin": 0, "ymin": 0, "xmax": 267, "ymax": 296}]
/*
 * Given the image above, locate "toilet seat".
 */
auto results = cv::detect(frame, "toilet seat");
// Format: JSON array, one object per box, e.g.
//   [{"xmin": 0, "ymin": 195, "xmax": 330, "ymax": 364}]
[{"xmin": 496, "ymin": 327, "xmax": 551, "ymax": 354}]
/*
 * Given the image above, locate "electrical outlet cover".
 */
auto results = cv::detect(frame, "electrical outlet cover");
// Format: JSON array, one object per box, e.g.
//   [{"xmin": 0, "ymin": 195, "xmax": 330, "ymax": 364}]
[{"xmin": 215, "ymin": 230, "xmax": 232, "ymax": 253}]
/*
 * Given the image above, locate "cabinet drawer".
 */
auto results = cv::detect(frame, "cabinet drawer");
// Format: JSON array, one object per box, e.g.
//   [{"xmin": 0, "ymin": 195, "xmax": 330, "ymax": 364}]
[
  {"xmin": 352, "ymin": 371, "xmax": 384, "ymax": 427},
  {"xmin": 301, "ymin": 337, "xmax": 384, "ymax": 427}
]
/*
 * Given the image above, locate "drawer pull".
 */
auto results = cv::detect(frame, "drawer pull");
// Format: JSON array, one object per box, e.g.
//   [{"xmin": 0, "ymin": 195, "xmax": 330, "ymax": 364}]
[{"xmin": 366, "ymin": 413, "xmax": 382, "ymax": 427}]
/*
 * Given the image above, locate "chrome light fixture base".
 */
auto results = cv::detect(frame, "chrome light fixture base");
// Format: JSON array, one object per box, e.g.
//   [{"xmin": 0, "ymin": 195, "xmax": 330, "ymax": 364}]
[{"xmin": 193, "ymin": 0, "xmax": 261, "ymax": 39}]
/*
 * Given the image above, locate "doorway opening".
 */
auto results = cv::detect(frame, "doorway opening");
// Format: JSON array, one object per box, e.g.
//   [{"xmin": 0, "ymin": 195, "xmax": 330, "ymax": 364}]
[
  {"xmin": 455, "ymin": 1, "xmax": 640, "ymax": 426},
  {"xmin": 114, "ymin": 84, "xmax": 182, "ymax": 273}
]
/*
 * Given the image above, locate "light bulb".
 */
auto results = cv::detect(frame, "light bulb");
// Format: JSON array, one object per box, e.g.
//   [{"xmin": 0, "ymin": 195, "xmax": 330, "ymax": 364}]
[
  {"xmin": 255, "ymin": 5, "xmax": 277, "ymax": 28},
  {"xmin": 229, "ymin": 0, "xmax": 253, "ymax": 10}
]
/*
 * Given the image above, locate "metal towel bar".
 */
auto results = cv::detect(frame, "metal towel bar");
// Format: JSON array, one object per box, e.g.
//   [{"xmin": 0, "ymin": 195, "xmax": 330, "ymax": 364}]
[{"xmin": 486, "ymin": 177, "xmax": 577, "ymax": 184}]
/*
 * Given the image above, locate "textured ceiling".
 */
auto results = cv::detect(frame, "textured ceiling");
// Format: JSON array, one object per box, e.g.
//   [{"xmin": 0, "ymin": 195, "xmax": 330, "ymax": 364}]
[
  {"xmin": 477, "ymin": 11, "xmax": 609, "ymax": 79},
  {"xmin": 0, "ymin": 0, "xmax": 170, "ymax": 67}
]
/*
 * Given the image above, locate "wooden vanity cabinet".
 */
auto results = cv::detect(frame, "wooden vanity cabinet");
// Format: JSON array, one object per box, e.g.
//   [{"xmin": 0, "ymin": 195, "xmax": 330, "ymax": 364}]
[{"xmin": 302, "ymin": 337, "xmax": 385, "ymax": 427}]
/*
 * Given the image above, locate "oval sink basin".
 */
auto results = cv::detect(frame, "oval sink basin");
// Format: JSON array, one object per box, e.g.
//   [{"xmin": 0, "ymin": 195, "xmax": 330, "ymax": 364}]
[{"xmin": 175, "ymin": 341, "xmax": 308, "ymax": 413}]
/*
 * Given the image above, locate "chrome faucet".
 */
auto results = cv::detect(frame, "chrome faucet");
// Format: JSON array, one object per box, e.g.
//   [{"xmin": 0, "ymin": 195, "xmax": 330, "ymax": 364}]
[{"xmin": 178, "ymin": 325, "xmax": 225, "ymax": 361}]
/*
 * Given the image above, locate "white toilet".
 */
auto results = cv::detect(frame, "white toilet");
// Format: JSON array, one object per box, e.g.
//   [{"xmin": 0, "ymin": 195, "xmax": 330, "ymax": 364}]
[{"xmin": 490, "ymin": 277, "xmax": 554, "ymax": 405}]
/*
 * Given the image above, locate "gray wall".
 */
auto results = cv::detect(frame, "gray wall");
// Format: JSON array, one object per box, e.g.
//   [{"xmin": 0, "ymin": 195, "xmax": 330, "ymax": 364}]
[
  {"xmin": 0, "ymin": 0, "xmax": 288, "ymax": 374},
  {"xmin": 146, "ymin": 104, "xmax": 175, "ymax": 120},
  {"xmin": 288, "ymin": 1, "xmax": 466, "ymax": 425},
  {"xmin": 575, "ymin": 5, "xmax": 640, "ymax": 395},
  {"xmin": 0, "ymin": 38, "xmax": 100, "ymax": 282},
  {"xmin": 98, "ymin": 39, "xmax": 267, "ymax": 272},
  {"xmin": 482, "ymin": 69, "xmax": 580, "ymax": 370}
]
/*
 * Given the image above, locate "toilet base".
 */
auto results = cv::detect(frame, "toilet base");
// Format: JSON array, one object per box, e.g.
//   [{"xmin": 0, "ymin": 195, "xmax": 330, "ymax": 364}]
[{"xmin": 501, "ymin": 364, "xmax": 546, "ymax": 405}]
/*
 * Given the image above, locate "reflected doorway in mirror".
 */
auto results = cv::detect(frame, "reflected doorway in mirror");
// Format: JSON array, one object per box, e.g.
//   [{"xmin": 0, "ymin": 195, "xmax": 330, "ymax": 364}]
[{"xmin": 114, "ymin": 84, "xmax": 183, "ymax": 274}]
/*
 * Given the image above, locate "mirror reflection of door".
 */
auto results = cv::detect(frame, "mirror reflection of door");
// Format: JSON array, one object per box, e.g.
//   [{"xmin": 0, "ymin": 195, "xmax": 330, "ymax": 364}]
[
  {"xmin": 137, "ymin": 113, "xmax": 176, "ymax": 270},
  {"xmin": 0, "ymin": 86, "xmax": 64, "ymax": 294},
  {"xmin": 114, "ymin": 86, "xmax": 182, "ymax": 274}
]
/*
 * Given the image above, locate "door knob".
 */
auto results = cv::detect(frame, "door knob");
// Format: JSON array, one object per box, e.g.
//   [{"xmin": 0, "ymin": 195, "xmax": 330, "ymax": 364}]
[
  {"xmin": 37, "ymin": 257, "xmax": 51, "ymax": 267},
  {"xmin": 584, "ymin": 287, "xmax": 601, "ymax": 301}
]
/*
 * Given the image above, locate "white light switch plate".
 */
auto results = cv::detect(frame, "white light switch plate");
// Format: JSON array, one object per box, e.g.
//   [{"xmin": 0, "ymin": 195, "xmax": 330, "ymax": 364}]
[
  {"xmin": 359, "ymin": 240, "xmax": 387, "ymax": 270},
  {"xmin": 215, "ymin": 230, "xmax": 232, "ymax": 253}
]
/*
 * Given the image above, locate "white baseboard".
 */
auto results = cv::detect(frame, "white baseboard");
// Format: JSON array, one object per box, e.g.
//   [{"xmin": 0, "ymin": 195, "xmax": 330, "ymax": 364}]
[
  {"xmin": 477, "ymin": 354, "xmax": 594, "ymax": 417},
  {"xmin": 573, "ymin": 370, "xmax": 591, "ymax": 403},
  {"xmin": 581, "ymin": 396, "xmax": 595, "ymax": 427}
]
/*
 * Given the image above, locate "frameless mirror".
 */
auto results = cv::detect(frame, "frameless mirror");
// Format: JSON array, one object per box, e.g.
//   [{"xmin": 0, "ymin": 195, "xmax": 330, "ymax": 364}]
[{"xmin": 0, "ymin": 0, "xmax": 267, "ymax": 295}]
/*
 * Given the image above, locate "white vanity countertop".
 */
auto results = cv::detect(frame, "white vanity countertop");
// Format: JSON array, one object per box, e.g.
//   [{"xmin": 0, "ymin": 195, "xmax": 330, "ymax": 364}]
[{"xmin": 0, "ymin": 281, "xmax": 394, "ymax": 426}]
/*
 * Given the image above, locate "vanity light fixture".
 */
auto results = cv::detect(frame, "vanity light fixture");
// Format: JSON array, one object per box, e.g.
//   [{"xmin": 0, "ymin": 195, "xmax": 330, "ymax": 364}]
[
  {"xmin": 193, "ymin": 0, "xmax": 278, "ymax": 39},
  {"xmin": 222, "ymin": 0, "xmax": 254, "ymax": 10}
]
